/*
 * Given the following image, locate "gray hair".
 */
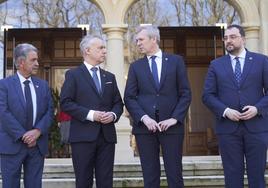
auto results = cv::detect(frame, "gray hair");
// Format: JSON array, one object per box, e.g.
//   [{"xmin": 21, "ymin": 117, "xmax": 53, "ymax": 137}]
[
  {"xmin": 14, "ymin": 43, "xmax": 38, "ymax": 68},
  {"xmin": 136, "ymin": 25, "xmax": 160, "ymax": 44},
  {"xmin": 79, "ymin": 35, "xmax": 104, "ymax": 56}
]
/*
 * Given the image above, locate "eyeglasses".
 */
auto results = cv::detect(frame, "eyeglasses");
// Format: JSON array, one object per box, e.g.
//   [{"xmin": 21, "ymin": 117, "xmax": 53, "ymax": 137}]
[{"xmin": 222, "ymin": 35, "xmax": 242, "ymax": 41}]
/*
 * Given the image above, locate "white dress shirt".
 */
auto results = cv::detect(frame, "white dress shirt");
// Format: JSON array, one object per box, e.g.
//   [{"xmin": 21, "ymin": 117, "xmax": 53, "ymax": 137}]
[
  {"xmin": 17, "ymin": 72, "xmax": 37, "ymax": 126},
  {"xmin": 229, "ymin": 48, "xmax": 246, "ymax": 73},
  {"xmin": 147, "ymin": 50, "xmax": 163, "ymax": 82}
]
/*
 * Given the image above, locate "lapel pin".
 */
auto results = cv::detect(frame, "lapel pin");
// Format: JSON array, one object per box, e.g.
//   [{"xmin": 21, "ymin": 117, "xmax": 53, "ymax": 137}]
[
  {"xmin": 165, "ymin": 58, "xmax": 168, "ymax": 61},
  {"xmin": 249, "ymin": 57, "xmax": 253, "ymax": 60},
  {"xmin": 35, "ymin": 85, "xmax": 39, "ymax": 88}
]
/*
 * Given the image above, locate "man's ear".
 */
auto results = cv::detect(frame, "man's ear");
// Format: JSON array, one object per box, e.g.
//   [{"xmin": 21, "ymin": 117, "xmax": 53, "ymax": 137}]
[
  {"xmin": 17, "ymin": 59, "xmax": 24, "ymax": 68},
  {"xmin": 85, "ymin": 47, "xmax": 91, "ymax": 55},
  {"xmin": 152, "ymin": 36, "xmax": 157, "ymax": 43}
]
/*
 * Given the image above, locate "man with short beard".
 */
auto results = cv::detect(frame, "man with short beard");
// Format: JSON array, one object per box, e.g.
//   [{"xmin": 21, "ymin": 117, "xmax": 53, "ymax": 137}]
[{"xmin": 203, "ymin": 25, "xmax": 268, "ymax": 188}]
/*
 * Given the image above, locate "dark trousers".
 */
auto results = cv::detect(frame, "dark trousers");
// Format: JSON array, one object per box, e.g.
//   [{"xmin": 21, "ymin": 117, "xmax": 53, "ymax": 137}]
[
  {"xmin": 71, "ymin": 131, "xmax": 115, "ymax": 188},
  {"xmin": 135, "ymin": 133, "xmax": 184, "ymax": 188},
  {"xmin": 218, "ymin": 124, "xmax": 268, "ymax": 188},
  {"xmin": 1, "ymin": 145, "xmax": 44, "ymax": 188}
]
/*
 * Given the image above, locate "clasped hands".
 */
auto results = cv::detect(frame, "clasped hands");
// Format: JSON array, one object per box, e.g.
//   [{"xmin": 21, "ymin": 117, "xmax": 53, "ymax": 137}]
[
  {"xmin": 22, "ymin": 129, "xmax": 41, "ymax": 148},
  {"xmin": 142, "ymin": 115, "xmax": 177, "ymax": 132},
  {"xmin": 93, "ymin": 111, "xmax": 114, "ymax": 124},
  {"xmin": 225, "ymin": 105, "xmax": 258, "ymax": 121}
]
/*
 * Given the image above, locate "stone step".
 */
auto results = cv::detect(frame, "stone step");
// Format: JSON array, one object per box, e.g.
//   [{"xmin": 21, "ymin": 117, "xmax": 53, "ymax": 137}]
[
  {"xmin": 1, "ymin": 175, "xmax": 268, "ymax": 188},
  {"xmin": 42, "ymin": 157, "xmax": 225, "ymax": 179},
  {"xmin": 1, "ymin": 156, "xmax": 268, "ymax": 187}
]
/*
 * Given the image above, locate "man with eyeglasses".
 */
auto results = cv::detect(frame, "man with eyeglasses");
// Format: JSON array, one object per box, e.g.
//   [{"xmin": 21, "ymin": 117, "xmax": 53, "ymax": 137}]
[{"xmin": 203, "ymin": 24, "xmax": 268, "ymax": 188}]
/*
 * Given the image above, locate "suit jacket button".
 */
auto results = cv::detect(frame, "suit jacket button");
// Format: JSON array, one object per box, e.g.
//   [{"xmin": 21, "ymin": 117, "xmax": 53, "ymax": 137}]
[{"xmin": 153, "ymin": 106, "xmax": 156, "ymax": 109}]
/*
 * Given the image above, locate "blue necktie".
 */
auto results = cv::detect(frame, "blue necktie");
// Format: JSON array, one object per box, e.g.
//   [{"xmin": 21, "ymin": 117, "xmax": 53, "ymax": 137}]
[
  {"xmin": 151, "ymin": 56, "xmax": 160, "ymax": 89},
  {"xmin": 234, "ymin": 57, "xmax": 242, "ymax": 86},
  {"xmin": 24, "ymin": 80, "xmax": 33, "ymax": 130},
  {"xmin": 91, "ymin": 67, "xmax": 102, "ymax": 94}
]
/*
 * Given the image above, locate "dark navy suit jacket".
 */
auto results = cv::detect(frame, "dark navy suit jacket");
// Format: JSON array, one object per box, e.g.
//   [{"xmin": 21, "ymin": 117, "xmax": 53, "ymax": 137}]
[
  {"xmin": 124, "ymin": 53, "xmax": 191, "ymax": 134},
  {"xmin": 60, "ymin": 64, "xmax": 123, "ymax": 143},
  {"xmin": 202, "ymin": 51, "xmax": 268, "ymax": 134},
  {"xmin": 0, "ymin": 74, "xmax": 54, "ymax": 156}
]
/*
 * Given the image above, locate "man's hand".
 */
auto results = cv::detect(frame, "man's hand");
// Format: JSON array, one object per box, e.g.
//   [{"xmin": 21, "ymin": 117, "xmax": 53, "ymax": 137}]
[
  {"xmin": 225, "ymin": 108, "xmax": 241, "ymax": 121},
  {"xmin": 100, "ymin": 112, "xmax": 114, "ymax": 124},
  {"xmin": 27, "ymin": 140, "xmax": 37, "ymax": 148},
  {"xmin": 142, "ymin": 115, "xmax": 161, "ymax": 132},
  {"xmin": 93, "ymin": 111, "xmax": 105, "ymax": 122},
  {"xmin": 158, "ymin": 118, "xmax": 177, "ymax": 131},
  {"xmin": 22, "ymin": 129, "xmax": 41, "ymax": 145},
  {"xmin": 240, "ymin": 105, "xmax": 258, "ymax": 120}
]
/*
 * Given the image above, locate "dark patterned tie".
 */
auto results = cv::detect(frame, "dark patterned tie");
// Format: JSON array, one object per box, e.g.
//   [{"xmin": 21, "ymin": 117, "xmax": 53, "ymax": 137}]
[
  {"xmin": 151, "ymin": 56, "xmax": 160, "ymax": 89},
  {"xmin": 234, "ymin": 57, "xmax": 242, "ymax": 86},
  {"xmin": 91, "ymin": 67, "xmax": 102, "ymax": 94},
  {"xmin": 24, "ymin": 80, "xmax": 33, "ymax": 130}
]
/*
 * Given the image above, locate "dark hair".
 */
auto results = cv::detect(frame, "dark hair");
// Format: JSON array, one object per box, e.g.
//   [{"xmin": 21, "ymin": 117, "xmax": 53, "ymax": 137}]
[{"xmin": 227, "ymin": 24, "xmax": 245, "ymax": 37}]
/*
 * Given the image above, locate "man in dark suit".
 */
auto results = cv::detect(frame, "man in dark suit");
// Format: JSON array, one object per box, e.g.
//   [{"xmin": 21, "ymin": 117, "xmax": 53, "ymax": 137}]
[
  {"xmin": 203, "ymin": 24, "xmax": 268, "ymax": 188},
  {"xmin": 0, "ymin": 43, "xmax": 54, "ymax": 188},
  {"xmin": 124, "ymin": 25, "xmax": 191, "ymax": 188},
  {"xmin": 60, "ymin": 35, "xmax": 123, "ymax": 188}
]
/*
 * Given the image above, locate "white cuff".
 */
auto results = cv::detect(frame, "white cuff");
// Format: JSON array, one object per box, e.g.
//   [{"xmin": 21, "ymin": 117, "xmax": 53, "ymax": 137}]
[{"xmin": 86, "ymin": 110, "xmax": 95, "ymax": 122}]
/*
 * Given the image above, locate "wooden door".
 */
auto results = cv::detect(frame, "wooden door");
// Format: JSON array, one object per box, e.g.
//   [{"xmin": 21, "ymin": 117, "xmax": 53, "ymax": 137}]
[
  {"xmin": 159, "ymin": 27, "xmax": 224, "ymax": 155},
  {"xmin": 4, "ymin": 28, "xmax": 84, "ymax": 90}
]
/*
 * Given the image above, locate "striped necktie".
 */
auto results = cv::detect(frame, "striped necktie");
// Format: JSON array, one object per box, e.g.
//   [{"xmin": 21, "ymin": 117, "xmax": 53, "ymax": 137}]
[{"xmin": 234, "ymin": 57, "xmax": 242, "ymax": 86}]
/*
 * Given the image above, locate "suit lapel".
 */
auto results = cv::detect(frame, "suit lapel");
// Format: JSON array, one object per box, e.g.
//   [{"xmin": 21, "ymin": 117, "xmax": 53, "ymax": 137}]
[
  {"xmin": 12, "ymin": 75, "xmax": 26, "ymax": 110},
  {"xmin": 99, "ymin": 68, "xmax": 106, "ymax": 96},
  {"xmin": 222, "ymin": 55, "xmax": 237, "ymax": 86},
  {"xmin": 80, "ymin": 64, "xmax": 102, "ymax": 97},
  {"xmin": 159, "ymin": 53, "xmax": 168, "ymax": 90},
  {"xmin": 142, "ymin": 56, "xmax": 158, "ymax": 90},
  {"xmin": 240, "ymin": 52, "xmax": 253, "ymax": 86}
]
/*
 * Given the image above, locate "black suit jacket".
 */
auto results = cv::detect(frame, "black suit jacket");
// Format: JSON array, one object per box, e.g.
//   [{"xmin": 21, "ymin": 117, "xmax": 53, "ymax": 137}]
[
  {"xmin": 60, "ymin": 64, "xmax": 123, "ymax": 143},
  {"xmin": 124, "ymin": 53, "xmax": 191, "ymax": 134}
]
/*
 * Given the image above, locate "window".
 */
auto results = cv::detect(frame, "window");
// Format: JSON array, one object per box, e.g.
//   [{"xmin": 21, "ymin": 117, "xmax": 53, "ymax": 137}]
[{"xmin": 54, "ymin": 39, "xmax": 81, "ymax": 58}]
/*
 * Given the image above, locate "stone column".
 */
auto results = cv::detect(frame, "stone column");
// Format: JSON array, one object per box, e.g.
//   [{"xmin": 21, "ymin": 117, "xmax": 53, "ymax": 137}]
[
  {"xmin": 102, "ymin": 24, "xmax": 136, "ymax": 162},
  {"xmin": 102, "ymin": 24, "xmax": 128, "ymax": 96},
  {"xmin": 242, "ymin": 24, "xmax": 260, "ymax": 53},
  {"xmin": 259, "ymin": 0, "xmax": 268, "ymax": 55}
]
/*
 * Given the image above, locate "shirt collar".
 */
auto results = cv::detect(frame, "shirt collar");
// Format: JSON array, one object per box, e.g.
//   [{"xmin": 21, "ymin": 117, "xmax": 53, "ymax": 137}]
[
  {"xmin": 84, "ymin": 61, "xmax": 100, "ymax": 72},
  {"xmin": 229, "ymin": 48, "xmax": 246, "ymax": 60},
  {"xmin": 147, "ymin": 50, "xmax": 162, "ymax": 61},
  {"xmin": 17, "ymin": 71, "xmax": 32, "ymax": 84}
]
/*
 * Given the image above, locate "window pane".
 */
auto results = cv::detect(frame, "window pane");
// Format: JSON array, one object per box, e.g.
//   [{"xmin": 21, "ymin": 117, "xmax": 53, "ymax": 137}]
[
  {"xmin": 55, "ymin": 41, "xmax": 64, "ymax": 48},
  {"xmin": 55, "ymin": 49, "xmax": 64, "ymax": 57}
]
